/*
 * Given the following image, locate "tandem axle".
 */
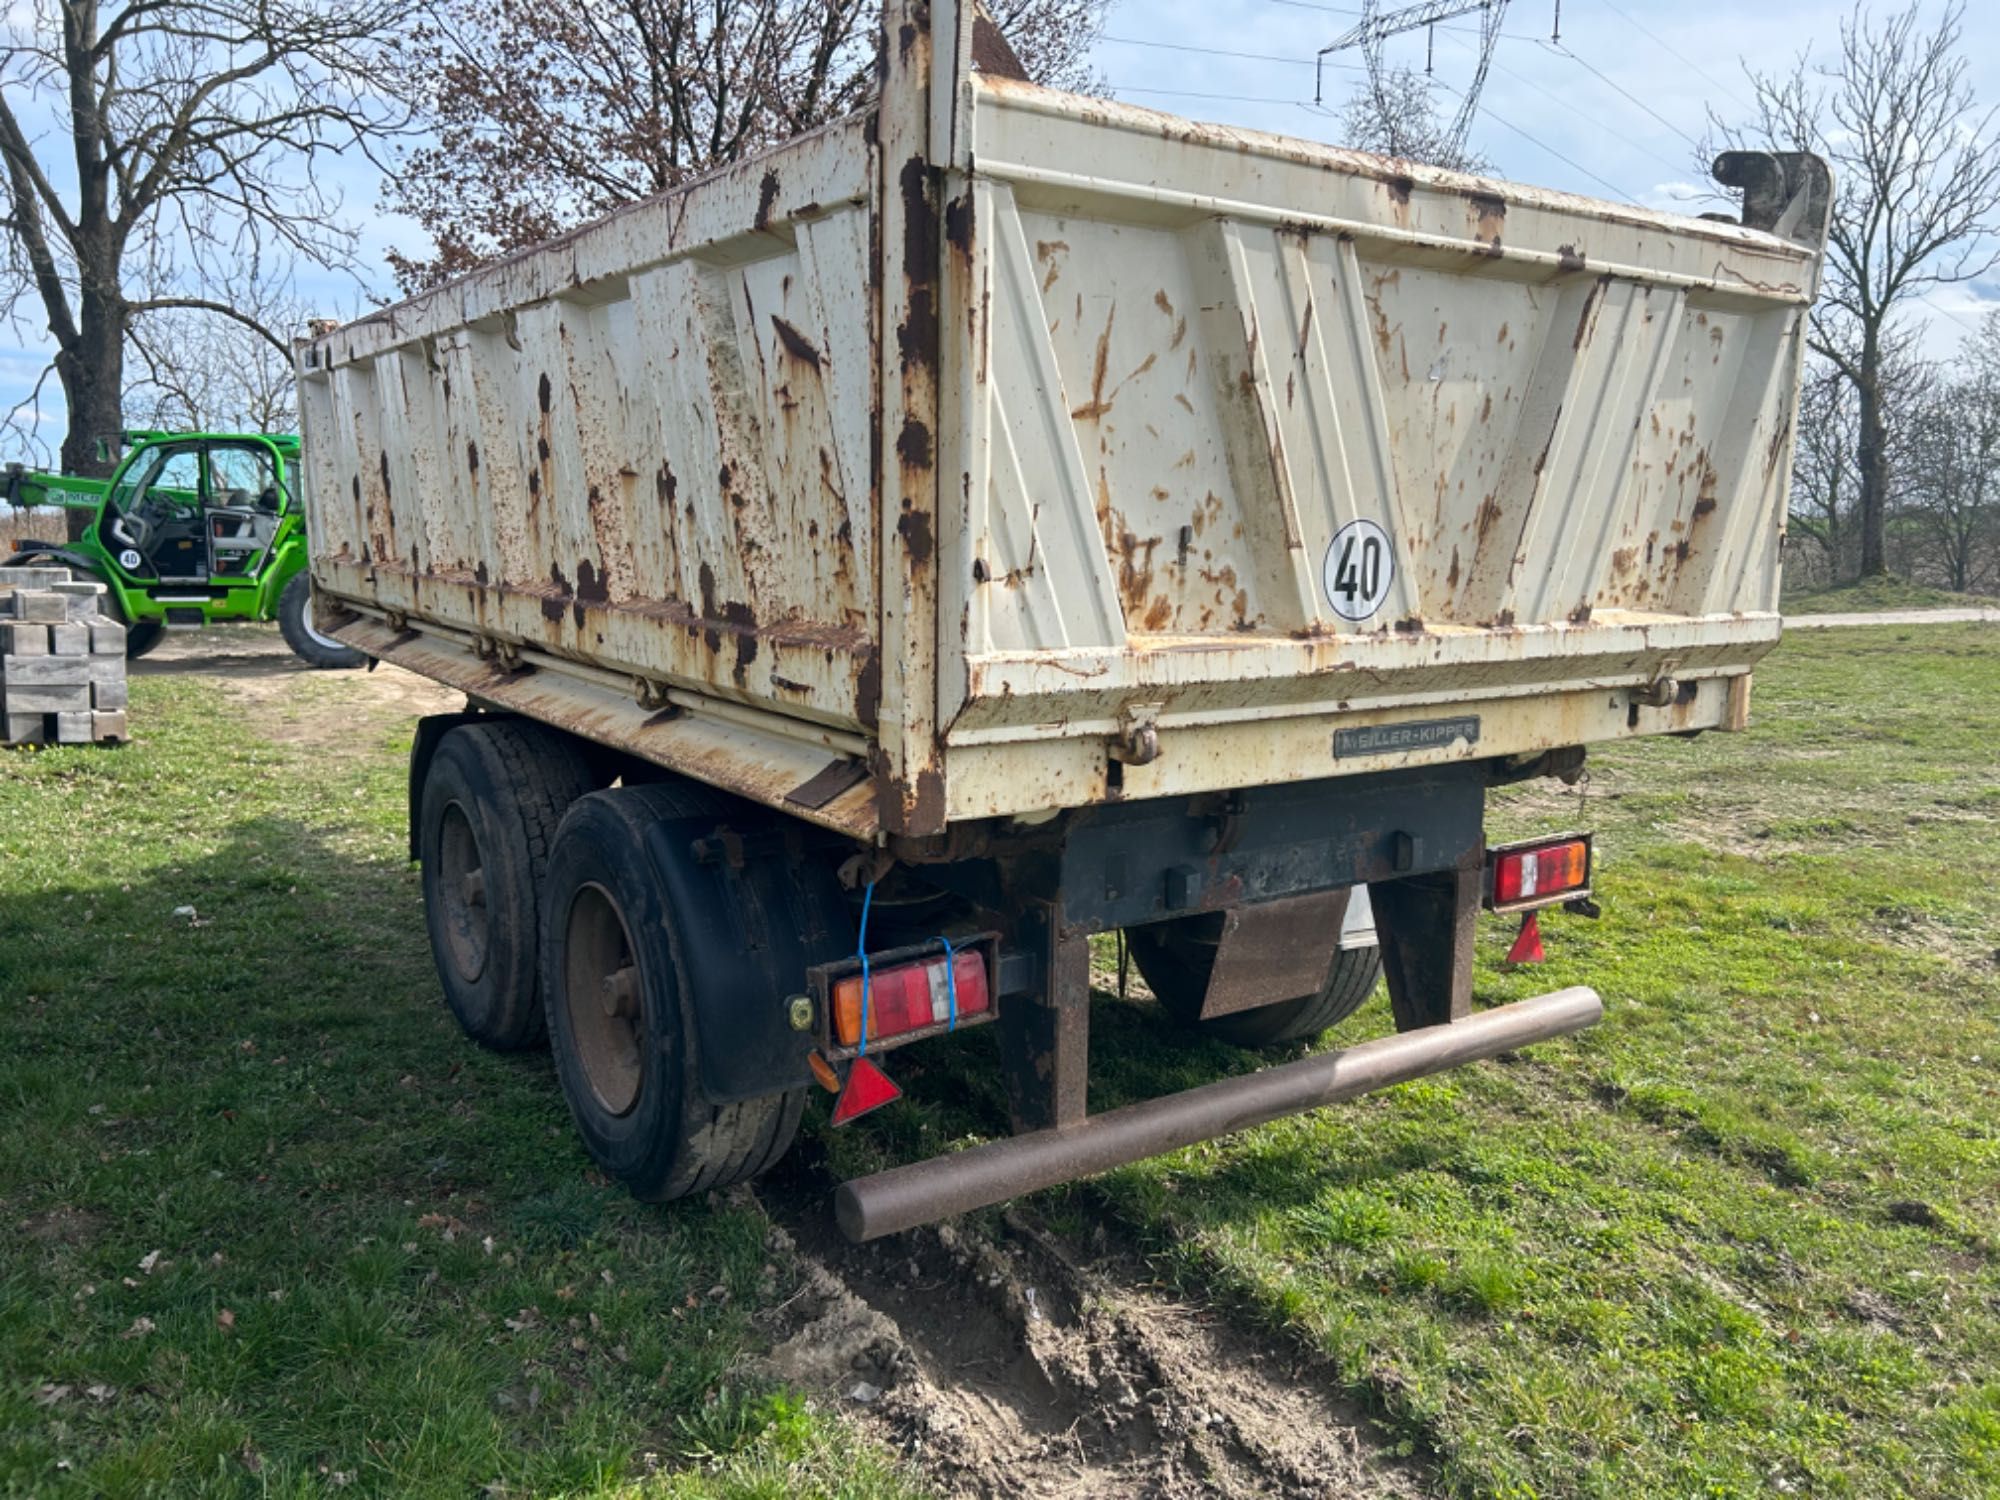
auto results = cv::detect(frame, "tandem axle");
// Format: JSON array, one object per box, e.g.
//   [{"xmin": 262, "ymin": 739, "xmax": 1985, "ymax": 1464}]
[{"xmin": 407, "ymin": 710, "xmax": 1599, "ymax": 1238}]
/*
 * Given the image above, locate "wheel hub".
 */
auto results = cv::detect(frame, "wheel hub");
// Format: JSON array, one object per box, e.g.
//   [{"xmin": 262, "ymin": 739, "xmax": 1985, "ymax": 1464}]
[
  {"xmin": 564, "ymin": 884, "xmax": 643, "ymax": 1117},
  {"xmin": 435, "ymin": 802, "xmax": 490, "ymax": 983}
]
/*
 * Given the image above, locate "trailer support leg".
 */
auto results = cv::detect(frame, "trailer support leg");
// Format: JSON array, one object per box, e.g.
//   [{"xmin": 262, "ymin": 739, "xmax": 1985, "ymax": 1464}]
[
  {"xmin": 1370, "ymin": 848, "xmax": 1482, "ymax": 1032},
  {"xmin": 998, "ymin": 908, "xmax": 1090, "ymax": 1133}
]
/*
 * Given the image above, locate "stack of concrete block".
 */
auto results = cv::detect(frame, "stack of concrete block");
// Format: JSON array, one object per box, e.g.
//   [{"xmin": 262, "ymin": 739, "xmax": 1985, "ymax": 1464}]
[{"xmin": 0, "ymin": 566, "xmax": 129, "ymax": 746}]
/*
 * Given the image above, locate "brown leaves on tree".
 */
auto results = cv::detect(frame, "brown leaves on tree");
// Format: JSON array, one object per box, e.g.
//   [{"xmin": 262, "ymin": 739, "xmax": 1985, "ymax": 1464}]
[{"xmin": 382, "ymin": 0, "xmax": 1108, "ymax": 293}]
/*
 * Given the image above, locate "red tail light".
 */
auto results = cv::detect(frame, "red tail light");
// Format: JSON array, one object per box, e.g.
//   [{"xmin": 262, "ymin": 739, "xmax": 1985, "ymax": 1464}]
[
  {"xmin": 1490, "ymin": 837, "xmax": 1591, "ymax": 910},
  {"xmin": 833, "ymin": 948, "xmax": 989, "ymax": 1049}
]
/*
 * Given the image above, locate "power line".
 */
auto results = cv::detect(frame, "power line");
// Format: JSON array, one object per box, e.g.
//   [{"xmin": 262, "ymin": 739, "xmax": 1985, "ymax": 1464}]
[
  {"xmin": 1542, "ymin": 39, "xmax": 1704, "ymax": 152},
  {"xmin": 1594, "ymin": 0, "xmax": 1759, "ymax": 117},
  {"xmin": 1110, "ymin": 84, "xmax": 1322, "ymax": 105},
  {"xmin": 1253, "ymin": 0, "xmax": 1367, "ymax": 15},
  {"xmin": 1099, "ymin": 35, "xmax": 1347, "ymax": 71},
  {"xmin": 1422, "ymin": 77, "xmax": 1643, "ymax": 203},
  {"xmin": 1433, "ymin": 26, "xmax": 1689, "ymax": 179}
]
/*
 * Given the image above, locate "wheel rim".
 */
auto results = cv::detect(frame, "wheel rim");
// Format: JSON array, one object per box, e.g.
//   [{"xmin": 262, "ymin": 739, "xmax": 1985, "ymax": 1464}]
[
  {"xmin": 300, "ymin": 608, "xmax": 351, "ymax": 654},
  {"xmin": 435, "ymin": 802, "xmax": 491, "ymax": 982},
  {"xmin": 563, "ymin": 882, "xmax": 644, "ymax": 1117}
]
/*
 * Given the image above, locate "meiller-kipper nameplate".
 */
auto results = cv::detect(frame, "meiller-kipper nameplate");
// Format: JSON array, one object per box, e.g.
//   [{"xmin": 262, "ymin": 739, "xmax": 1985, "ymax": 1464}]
[{"xmin": 1333, "ymin": 716, "xmax": 1482, "ymax": 759}]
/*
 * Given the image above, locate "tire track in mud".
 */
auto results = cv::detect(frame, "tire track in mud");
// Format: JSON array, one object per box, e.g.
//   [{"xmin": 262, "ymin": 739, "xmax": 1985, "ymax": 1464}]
[{"xmin": 752, "ymin": 1152, "xmax": 1427, "ymax": 1499}]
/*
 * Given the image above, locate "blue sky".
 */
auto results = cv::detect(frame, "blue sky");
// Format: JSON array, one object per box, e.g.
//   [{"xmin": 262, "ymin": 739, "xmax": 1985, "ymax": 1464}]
[{"xmin": 5, "ymin": 0, "xmax": 1999, "ymax": 458}]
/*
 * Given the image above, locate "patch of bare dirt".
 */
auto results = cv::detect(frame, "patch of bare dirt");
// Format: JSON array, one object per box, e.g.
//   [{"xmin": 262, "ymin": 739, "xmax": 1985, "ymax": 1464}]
[
  {"xmin": 133, "ymin": 625, "xmax": 462, "ymax": 756},
  {"xmin": 756, "ymin": 1181, "xmax": 1424, "ymax": 1500},
  {"xmin": 16, "ymin": 1205, "xmax": 107, "ymax": 1247}
]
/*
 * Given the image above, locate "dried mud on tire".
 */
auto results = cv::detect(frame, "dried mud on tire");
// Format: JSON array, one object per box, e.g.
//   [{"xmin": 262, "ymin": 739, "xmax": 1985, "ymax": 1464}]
[{"xmin": 756, "ymin": 1183, "xmax": 1426, "ymax": 1499}]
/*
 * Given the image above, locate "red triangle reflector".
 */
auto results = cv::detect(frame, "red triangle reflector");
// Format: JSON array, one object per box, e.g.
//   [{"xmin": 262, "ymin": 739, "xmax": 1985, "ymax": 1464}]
[
  {"xmin": 1505, "ymin": 910, "xmax": 1545, "ymax": 966},
  {"xmin": 830, "ymin": 1055, "xmax": 902, "ymax": 1127}
]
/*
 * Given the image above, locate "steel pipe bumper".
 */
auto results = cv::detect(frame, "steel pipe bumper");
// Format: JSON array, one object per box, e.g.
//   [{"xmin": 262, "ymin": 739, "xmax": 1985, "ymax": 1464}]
[{"xmin": 835, "ymin": 986, "xmax": 1602, "ymax": 1242}]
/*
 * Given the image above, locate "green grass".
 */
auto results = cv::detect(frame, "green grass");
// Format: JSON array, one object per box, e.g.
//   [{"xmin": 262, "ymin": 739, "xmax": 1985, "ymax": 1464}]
[
  {"xmin": 1118, "ymin": 625, "xmax": 2000, "ymax": 1496},
  {"xmin": 8, "ymin": 622, "xmax": 1999, "ymax": 1498},
  {"xmin": 0, "ymin": 660, "xmax": 916, "ymax": 1498},
  {"xmin": 832, "ymin": 624, "xmax": 2000, "ymax": 1498},
  {"xmin": 1783, "ymin": 575, "xmax": 1999, "ymax": 614}
]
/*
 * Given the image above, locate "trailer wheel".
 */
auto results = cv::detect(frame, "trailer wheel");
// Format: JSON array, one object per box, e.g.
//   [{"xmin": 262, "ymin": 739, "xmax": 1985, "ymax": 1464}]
[
  {"xmin": 540, "ymin": 784, "xmax": 804, "ymax": 1201},
  {"xmin": 278, "ymin": 573, "xmax": 365, "ymax": 669},
  {"xmin": 419, "ymin": 720, "xmax": 595, "ymax": 1050},
  {"xmin": 1125, "ymin": 917, "xmax": 1383, "ymax": 1047}
]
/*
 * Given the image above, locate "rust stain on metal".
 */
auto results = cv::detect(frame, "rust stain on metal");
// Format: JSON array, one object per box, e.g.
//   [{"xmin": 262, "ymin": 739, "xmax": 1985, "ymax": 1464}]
[
  {"xmin": 755, "ymin": 170, "xmax": 781, "ymax": 231},
  {"xmin": 945, "ymin": 192, "xmax": 974, "ymax": 258},
  {"xmin": 1071, "ymin": 304, "xmax": 1118, "ymax": 421},
  {"xmin": 898, "ymin": 156, "xmax": 941, "ymax": 372},
  {"xmin": 1574, "ymin": 278, "xmax": 1609, "ymax": 349},
  {"xmin": 1037, "ymin": 238, "xmax": 1069, "ymax": 293},
  {"xmin": 1474, "ymin": 495, "xmax": 1504, "ymax": 542},
  {"xmin": 854, "ymin": 648, "xmax": 881, "ymax": 729},
  {"xmin": 541, "ymin": 563, "xmax": 569, "ymax": 625},
  {"xmin": 771, "ymin": 315, "xmax": 824, "ymax": 368},
  {"xmin": 896, "ymin": 417, "xmax": 934, "ymax": 470},
  {"xmin": 898, "ymin": 508, "xmax": 936, "ymax": 567}
]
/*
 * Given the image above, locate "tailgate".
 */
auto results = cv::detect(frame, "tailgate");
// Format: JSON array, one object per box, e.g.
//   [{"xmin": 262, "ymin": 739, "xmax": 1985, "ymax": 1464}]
[{"xmin": 937, "ymin": 77, "xmax": 1826, "ymax": 820}]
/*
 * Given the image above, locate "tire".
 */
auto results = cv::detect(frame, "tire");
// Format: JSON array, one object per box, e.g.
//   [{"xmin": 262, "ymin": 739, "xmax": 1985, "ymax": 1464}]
[
  {"xmin": 1125, "ymin": 912, "xmax": 1384, "ymax": 1048},
  {"xmin": 419, "ymin": 720, "xmax": 597, "ymax": 1051},
  {"xmin": 124, "ymin": 620, "xmax": 166, "ymax": 659},
  {"xmin": 278, "ymin": 573, "xmax": 365, "ymax": 669},
  {"xmin": 541, "ymin": 783, "xmax": 804, "ymax": 1202}
]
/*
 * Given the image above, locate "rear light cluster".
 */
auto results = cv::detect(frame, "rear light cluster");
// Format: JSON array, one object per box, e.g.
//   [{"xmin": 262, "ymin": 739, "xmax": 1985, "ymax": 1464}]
[
  {"xmin": 832, "ymin": 948, "xmax": 989, "ymax": 1049},
  {"xmin": 1490, "ymin": 837, "xmax": 1591, "ymax": 910}
]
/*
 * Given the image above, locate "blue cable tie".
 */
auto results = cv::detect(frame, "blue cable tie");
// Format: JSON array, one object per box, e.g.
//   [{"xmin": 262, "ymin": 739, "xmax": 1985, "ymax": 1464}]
[
  {"xmin": 855, "ymin": 881, "xmax": 875, "ymax": 1057},
  {"xmin": 936, "ymin": 934, "xmax": 960, "ymax": 1032}
]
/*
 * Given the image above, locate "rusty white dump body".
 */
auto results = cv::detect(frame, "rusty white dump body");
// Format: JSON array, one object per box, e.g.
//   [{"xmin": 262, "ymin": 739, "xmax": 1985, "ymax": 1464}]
[{"xmin": 298, "ymin": 18, "xmax": 1826, "ymax": 846}]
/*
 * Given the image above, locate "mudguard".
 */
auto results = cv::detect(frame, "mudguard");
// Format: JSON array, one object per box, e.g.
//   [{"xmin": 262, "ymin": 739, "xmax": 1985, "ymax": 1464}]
[
  {"xmin": 407, "ymin": 711, "xmax": 491, "ymax": 861},
  {"xmin": 641, "ymin": 815, "xmax": 856, "ymax": 1103}
]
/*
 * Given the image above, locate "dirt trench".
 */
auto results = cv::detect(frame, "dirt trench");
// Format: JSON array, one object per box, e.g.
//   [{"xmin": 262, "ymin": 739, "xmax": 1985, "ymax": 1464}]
[{"xmin": 754, "ymin": 1165, "xmax": 1426, "ymax": 1500}]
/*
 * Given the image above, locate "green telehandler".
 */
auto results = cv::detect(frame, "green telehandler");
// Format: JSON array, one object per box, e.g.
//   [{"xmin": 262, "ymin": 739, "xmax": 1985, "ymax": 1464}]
[{"xmin": 3, "ymin": 430, "xmax": 361, "ymax": 667}]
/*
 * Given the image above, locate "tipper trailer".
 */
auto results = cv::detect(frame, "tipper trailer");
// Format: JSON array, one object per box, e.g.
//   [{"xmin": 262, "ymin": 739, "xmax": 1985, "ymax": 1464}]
[{"xmin": 295, "ymin": 0, "xmax": 1830, "ymax": 1239}]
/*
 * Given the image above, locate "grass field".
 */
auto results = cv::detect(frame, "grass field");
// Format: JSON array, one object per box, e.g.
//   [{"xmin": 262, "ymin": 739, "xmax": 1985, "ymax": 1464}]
[
  {"xmin": 0, "ymin": 648, "xmax": 915, "ymax": 1498},
  {"xmin": 1783, "ymin": 575, "xmax": 2000, "ymax": 614},
  {"xmin": 838, "ymin": 622, "xmax": 2000, "ymax": 1498},
  {"xmin": 3, "ymin": 622, "xmax": 1998, "ymax": 1497}
]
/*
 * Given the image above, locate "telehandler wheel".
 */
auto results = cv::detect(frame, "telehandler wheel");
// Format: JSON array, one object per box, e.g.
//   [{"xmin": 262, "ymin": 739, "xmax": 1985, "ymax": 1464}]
[
  {"xmin": 540, "ymin": 784, "xmax": 804, "ymax": 1202},
  {"xmin": 277, "ymin": 573, "xmax": 365, "ymax": 669},
  {"xmin": 419, "ymin": 720, "xmax": 596, "ymax": 1051},
  {"xmin": 1125, "ymin": 916, "xmax": 1384, "ymax": 1048},
  {"xmin": 123, "ymin": 620, "xmax": 166, "ymax": 659}
]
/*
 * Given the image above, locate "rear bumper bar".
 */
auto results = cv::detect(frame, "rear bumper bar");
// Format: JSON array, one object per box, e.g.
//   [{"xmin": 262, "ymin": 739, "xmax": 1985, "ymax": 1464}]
[{"xmin": 835, "ymin": 986, "xmax": 1602, "ymax": 1242}]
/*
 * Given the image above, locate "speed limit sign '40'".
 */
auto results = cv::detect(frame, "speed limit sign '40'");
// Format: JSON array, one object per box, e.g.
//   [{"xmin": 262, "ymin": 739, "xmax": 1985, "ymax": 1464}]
[{"xmin": 1322, "ymin": 519, "xmax": 1395, "ymax": 622}]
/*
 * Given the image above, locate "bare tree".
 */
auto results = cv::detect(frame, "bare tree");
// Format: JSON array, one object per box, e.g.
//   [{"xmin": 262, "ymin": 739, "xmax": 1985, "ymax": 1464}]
[
  {"xmin": 1897, "ymin": 315, "xmax": 2000, "ymax": 594},
  {"xmin": 1787, "ymin": 359, "xmax": 1858, "ymax": 587},
  {"xmin": 1339, "ymin": 65, "xmax": 1491, "ymax": 174},
  {"xmin": 125, "ymin": 270, "xmax": 306, "ymax": 434},
  {"xmin": 384, "ymin": 0, "xmax": 1107, "ymax": 291},
  {"xmin": 0, "ymin": 0, "xmax": 407, "ymax": 484},
  {"xmin": 1712, "ymin": 1, "xmax": 2000, "ymax": 579}
]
